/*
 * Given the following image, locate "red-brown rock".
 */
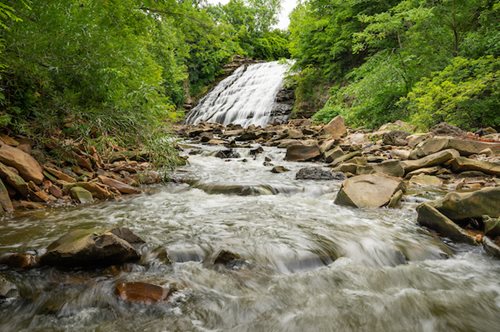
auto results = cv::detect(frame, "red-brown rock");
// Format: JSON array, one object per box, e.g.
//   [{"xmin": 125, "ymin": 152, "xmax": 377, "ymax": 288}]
[{"xmin": 0, "ymin": 142, "xmax": 44, "ymax": 184}]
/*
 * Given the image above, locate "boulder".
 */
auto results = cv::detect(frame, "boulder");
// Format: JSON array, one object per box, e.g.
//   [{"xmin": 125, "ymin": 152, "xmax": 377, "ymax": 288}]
[
  {"xmin": 411, "ymin": 137, "xmax": 500, "ymax": 158},
  {"xmin": 409, "ymin": 174, "xmax": 443, "ymax": 187},
  {"xmin": 98, "ymin": 175, "xmax": 141, "ymax": 194},
  {"xmin": 367, "ymin": 160, "xmax": 405, "ymax": 178},
  {"xmin": 382, "ymin": 130, "xmax": 409, "ymax": 146},
  {"xmin": 334, "ymin": 174, "xmax": 403, "ymax": 208},
  {"xmin": 450, "ymin": 157, "xmax": 500, "ymax": 176},
  {"xmin": 215, "ymin": 149, "xmax": 241, "ymax": 159},
  {"xmin": 416, "ymin": 203, "xmax": 477, "ymax": 244},
  {"xmin": 40, "ymin": 228, "xmax": 140, "ymax": 267},
  {"xmin": 0, "ymin": 253, "xmax": 39, "ymax": 269},
  {"xmin": 431, "ymin": 122, "xmax": 465, "ymax": 137},
  {"xmin": 109, "ymin": 227, "xmax": 145, "ymax": 245},
  {"xmin": 70, "ymin": 186, "xmax": 94, "ymax": 204},
  {"xmin": 401, "ymin": 149, "xmax": 459, "ymax": 173},
  {"xmin": 0, "ymin": 142, "xmax": 44, "ymax": 184},
  {"xmin": 213, "ymin": 250, "xmax": 246, "ymax": 269},
  {"xmin": 0, "ymin": 162, "xmax": 29, "ymax": 197},
  {"xmin": 433, "ymin": 187, "xmax": 500, "ymax": 222},
  {"xmin": 116, "ymin": 282, "xmax": 172, "ymax": 304},
  {"xmin": 0, "ymin": 275, "xmax": 18, "ymax": 299},
  {"xmin": 0, "ymin": 178, "xmax": 14, "ymax": 213},
  {"xmin": 271, "ymin": 166, "xmax": 290, "ymax": 173},
  {"xmin": 319, "ymin": 139, "xmax": 337, "ymax": 154},
  {"xmin": 295, "ymin": 167, "xmax": 345, "ymax": 180},
  {"xmin": 482, "ymin": 236, "xmax": 500, "ymax": 258},
  {"xmin": 324, "ymin": 147, "xmax": 344, "ymax": 163},
  {"xmin": 329, "ymin": 150, "xmax": 362, "ymax": 167},
  {"xmin": 321, "ymin": 116, "xmax": 346, "ymax": 139},
  {"xmin": 285, "ymin": 144, "xmax": 321, "ymax": 162}
]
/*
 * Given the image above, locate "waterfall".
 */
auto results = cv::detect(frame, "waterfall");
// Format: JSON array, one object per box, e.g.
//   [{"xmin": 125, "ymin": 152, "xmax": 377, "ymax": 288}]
[{"xmin": 185, "ymin": 61, "xmax": 290, "ymax": 128}]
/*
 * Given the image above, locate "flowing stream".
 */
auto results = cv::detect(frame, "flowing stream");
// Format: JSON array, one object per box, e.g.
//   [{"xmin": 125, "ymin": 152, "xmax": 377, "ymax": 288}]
[
  {"xmin": 0, "ymin": 144, "xmax": 499, "ymax": 331},
  {"xmin": 185, "ymin": 61, "xmax": 289, "ymax": 127}
]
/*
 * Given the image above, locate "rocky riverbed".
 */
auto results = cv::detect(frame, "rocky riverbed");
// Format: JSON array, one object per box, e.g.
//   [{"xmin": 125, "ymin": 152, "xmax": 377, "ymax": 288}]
[{"xmin": 0, "ymin": 118, "xmax": 499, "ymax": 331}]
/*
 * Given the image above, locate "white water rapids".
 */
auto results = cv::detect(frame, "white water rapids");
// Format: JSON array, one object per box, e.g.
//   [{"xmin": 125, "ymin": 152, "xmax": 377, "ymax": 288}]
[{"xmin": 185, "ymin": 61, "xmax": 289, "ymax": 127}]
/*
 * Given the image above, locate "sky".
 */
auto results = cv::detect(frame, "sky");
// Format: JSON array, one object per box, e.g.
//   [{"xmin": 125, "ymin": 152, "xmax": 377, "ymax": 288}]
[{"xmin": 206, "ymin": 0, "xmax": 298, "ymax": 30}]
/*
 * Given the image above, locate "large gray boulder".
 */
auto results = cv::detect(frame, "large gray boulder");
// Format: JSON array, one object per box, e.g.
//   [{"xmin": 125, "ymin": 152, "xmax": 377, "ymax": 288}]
[
  {"xmin": 296, "ymin": 167, "xmax": 345, "ymax": 180},
  {"xmin": 334, "ymin": 174, "xmax": 403, "ymax": 208},
  {"xmin": 40, "ymin": 228, "xmax": 141, "ymax": 268}
]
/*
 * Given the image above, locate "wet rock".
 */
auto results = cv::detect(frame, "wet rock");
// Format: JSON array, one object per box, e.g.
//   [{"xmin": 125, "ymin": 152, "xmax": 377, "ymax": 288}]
[
  {"xmin": 382, "ymin": 130, "xmax": 409, "ymax": 146},
  {"xmin": 0, "ymin": 253, "xmax": 39, "ymax": 269},
  {"xmin": 321, "ymin": 115, "xmax": 346, "ymax": 139},
  {"xmin": 70, "ymin": 186, "xmax": 94, "ymax": 204},
  {"xmin": 193, "ymin": 183, "xmax": 282, "ymax": 196},
  {"xmin": 433, "ymin": 187, "xmax": 500, "ymax": 222},
  {"xmin": 482, "ymin": 236, "xmax": 500, "ymax": 258},
  {"xmin": 0, "ymin": 275, "xmax": 18, "ymax": 299},
  {"xmin": 136, "ymin": 170, "xmax": 162, "ymax": 185},
  {"xmin": 215, "ymin": 149, "xmax": 241, "ymax": 159},
  {"xmin": 0, "ymin": 162, "xmax": 29, "ymax": 197},
  {"xmin": 334, "ymin": 174, "xmax": 403, "ymax": 208},
  {"xmin": 0, "ymin": 179, "xmax": 14, "ymax": 213},
  {"xmin": 213, "ymin": 250, "xmax": 246, "ymax": 269},
  {"xmin": 116, "ymin": 281, "xmax": 172, "ymax": 304},
  {"xmin": 296, "ymin": 167, "xmax": 344, "ymax": 180},
  {"xmin": 401, "ymin": 149, "xmax": 460, "ymax": 173},
  {"xmin": 409, "ymin": 174, "xmax": 443, "ymax": 187},
  {"xmin": 416, "ymin": 203, "xmax": 477, "ymax": 244},
  {"xmin": 0, "ymin": 142, "xmax": 44, "ymax": 184},
  {"xmin": 284, "ymin": 143, "xmax": 321, "ymax": 162},
  {"xmin": 109, "ymin": 227, "xmax": 145, "ymax": 245},
  {"xmin": 235, "ymin": 131, "xmax": 259, "ymax": 141},
  {"xmin": 40, "ymin": 228, "xmax": 140, "ymax": 268},
  {"xmin": 387, "ymin": 189, "xmax": 404, "ymax": 208},
  {"xmin": 271, "ymin": 166, "xmax": 290, "ymax": 173},
  {"xmin": 484, "ymin": 216, "xmax": 500, "ymax": 237},
  {"xmin": 431, "ymin": 122, "xmax": 465, "ymax": 137},
  {"xmin": 66, "ymin": 182, "xmax": 113, "ymax": 199},
  {"xmin": 98, "ymin": 175, "xmax": 141, "ymax": 194},
  {"xmin": 450, "ymin": 157, "xmax": 500, "ymax": 176},
  {"xmin": 12, "ymin": 200, "xmax": 45, "ymax": 210},
  {"xmin": 249, "ymin": 145, "xmax": 264, "ymax": 156}
]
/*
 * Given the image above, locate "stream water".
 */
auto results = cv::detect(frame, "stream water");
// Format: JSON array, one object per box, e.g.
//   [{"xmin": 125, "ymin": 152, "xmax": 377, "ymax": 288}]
[{"xmin": 0, "ymin": 144, "xmax": 499, "ymax": 331}]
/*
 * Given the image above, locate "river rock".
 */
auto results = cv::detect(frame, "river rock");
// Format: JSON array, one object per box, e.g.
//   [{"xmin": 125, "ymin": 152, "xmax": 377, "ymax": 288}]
[
  {"xmin": 401, "ymin": 149, "xmax": 459, "ymax": 173},
  {"xmin": 416, "ymin": 203, "xmax": 477, "ymax": 244},
  {"xmin": 329, "ymin": 150, "xmax": 362, "ymax": 167},
  {"xmin": 0, "ymin": 162, "xmax": 29, "ymax": 197},
  {"xmin": 284, "ymin": 143, "xmax": 321, "ymax": 162},
  {"xmin": 213, "ymin": 250, "xmax": 246, "ymax": 269},
  {"xmin": 321, "ymin": 115, "xmax": 346, "ymax": 139},
  {"xmin": 409, "ymin": 174, "xmax": 443, "ymax": 187},
  {"xmin": 0, "ymin": 142, "xmax": 44, "ymax": 184},
  {"xmin": 70, "ymin": 186, "xmax": 94, "ymax": 204},
  {"xmin": 382, "ymin": 130, "xmax": 409, "ymax": 146},
  {"xmin": 296, "ymin": 167, "xmax": 345, "ymax": 180},
  {"xmin": 334, "ymin": 174, "xmax": 403, "ymax": 208},
  {"xmin": 40, "ymin": 228, "xmax": 140, "ymax": 268},
  {"xmin": 324, "ymin": 146, "xmax": 344, "ymax": 163},
  {"xmin": 358, "ymin": 160, "xmax": 405, "ymax": 178},
  {"xmin": 109, "ymin": 227, "xmax": 145, "ymax": 245},
  {"xmin": 98, "ymin": 175, "xmax": 140, "ymax": 194},
  {"xmin": 482, "ymin": 236, "xmax": 500, "ymax": 258},
  {"xmin": 271, "ymin": 166, "xmax": 290, "ymax": 173},
  {"xmin": 431, "ymin": 122, "xmax": 465, "ymax": 137},
  {"xmin": 433, "ymin": 187, "xmax": 500, "ymax": 222},
  {"xmin": 0, "ymin": 275, "xmax": 18, "ymax": 299},
  {"xmin": 411, "ymin": 137, "xmax": 500, "ymax": 158},
  {"xmin": 320, "ymin": 139, "xmax": 337, "ymax": 154},
  {"xmin": 0, "ymin": 179, "xmax": 14, "ymax": 213},
  {"xmin": 116, "ymin": 281, "xmax": 171, "ymax": 304},
  {"xmin": 215, "ymin": 149, "xmax": 241, "ymax": 159},
  {"xmin": 0, "ymin": 253, "xmax": 39, "ymax": 269},
  {"xmin": 484, "ymin": 216, "xmax": 500, "ymax": 237},
  {"xmin": 43, "ymin": 166, "xmax": 76, "ymax": 183},
  {"xmin": 450, "ymin": 157, "xmax": 500, "ymax": 176}
]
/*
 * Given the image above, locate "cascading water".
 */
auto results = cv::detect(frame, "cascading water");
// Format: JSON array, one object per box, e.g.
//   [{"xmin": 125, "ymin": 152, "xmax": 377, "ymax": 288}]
[{"xmin": 185, "ymin": 61, "xmax": 290, "ymax": 127}]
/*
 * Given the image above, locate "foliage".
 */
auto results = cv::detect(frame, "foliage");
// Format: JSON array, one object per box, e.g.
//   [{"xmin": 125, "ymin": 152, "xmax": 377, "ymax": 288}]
[
  {"xmin": 0, "ymin": 0, "xmax": 284, "ymax": 168},
  {"xmin": 403, "ymin": 56, "xmax": 499, "ymax": 130},
  {"xmin": 290, "ymin": 0, "xmax": 499, "ymax": 130}
]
